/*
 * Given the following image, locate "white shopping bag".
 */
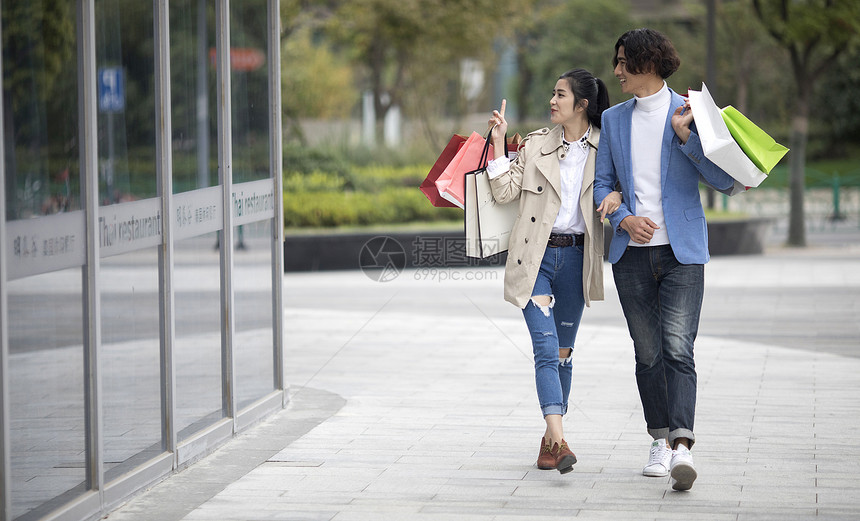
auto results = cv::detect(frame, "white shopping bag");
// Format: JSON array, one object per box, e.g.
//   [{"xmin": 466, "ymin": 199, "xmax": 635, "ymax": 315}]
[
  {"xmin": 465, "ymin": 169, "xmax": 518, "ymax": 258},
  {"xmin": 687, "ymin": 83, "xmax": 767, "ymax": 193},
  {"xmin": 464, "ymin": 135, "xmax": 519, "ymax": 259}
]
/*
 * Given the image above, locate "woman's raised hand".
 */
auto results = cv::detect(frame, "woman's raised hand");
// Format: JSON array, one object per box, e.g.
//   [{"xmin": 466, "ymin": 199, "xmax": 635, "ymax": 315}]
[
  {"xmin": 488, "ymin": 99, "xmax": 508, "ymax": 144},
  {"xmin": 488, "ymin": 100, "xmax": 508, "ymax": 159}
]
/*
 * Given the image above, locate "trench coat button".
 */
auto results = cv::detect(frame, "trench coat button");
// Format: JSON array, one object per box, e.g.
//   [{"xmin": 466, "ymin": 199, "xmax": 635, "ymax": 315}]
[
  {"xmin": 531, "ymin": 216, "xmax": 536, "ymax": 222},
  {"xmin": 537, "ymin": 186, "xmax": 543, "ymax": 192},
  {"xmin": 524, "ymin": 238, "xmax": 528, "ymax": 243},
  {"xmin": 517, "ymin": 259, "xmax": 522, "ymax": 264}
]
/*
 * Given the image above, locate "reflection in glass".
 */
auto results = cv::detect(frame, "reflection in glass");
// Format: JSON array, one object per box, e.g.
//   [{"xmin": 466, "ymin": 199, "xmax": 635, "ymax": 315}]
[
  {"xmin": 230, "ymin": 0, "xmax": 275, "ymax": 409},
  {"xmin": 7, "ymin": 270, "xmax": 85, "ymax": 519},
  {"xmin": 170, "ymin": 0, "xmax": 217, "ymax": 194},
  {"xmin": 170, "ymin": 0, "xmax": 224, "ymax": 439},
  {"xmin": 233, "ymin": 220, "xmax": 276, "ymax": 408},
  {"xmin": 174, "ymin": 233, "xmax": 224, "ymax": 439},
  {"xmin": 100, "ymin": 249, "xmax": 162, "ymax": 480},
  {"xmin": 3, "ymin": 2, "xmax": 85, "ymax": 517},
  {"xmin": 2, "ymin": 1, "xmax": 79, "ymax": 219},
  {"xmin": 230, "ymin": 0, "xmax": 269, "ymax": 184},
  {"xmin": 95, "ymin": 0, "xmax": 156, "ymax": 204},
  {"xmin": 94, "ymin": 0, "xmax": 165, "ymax": 480}
]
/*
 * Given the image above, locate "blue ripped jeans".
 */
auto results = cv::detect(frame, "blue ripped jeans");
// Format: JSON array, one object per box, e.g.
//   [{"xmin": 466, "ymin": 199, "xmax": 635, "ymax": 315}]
[{"xmin": 523, "ymin": 243, "xmax": 585, "ymax": 417}]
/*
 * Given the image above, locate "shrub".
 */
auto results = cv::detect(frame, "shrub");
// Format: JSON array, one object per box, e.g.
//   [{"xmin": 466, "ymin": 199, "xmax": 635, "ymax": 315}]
[
  {"xmin": 282, "ymin": 148, "xmax": 463, "ymax": 229},
  {"xmin": 283, "ymin": 186, "xmax": 461, "ymax": 228}
]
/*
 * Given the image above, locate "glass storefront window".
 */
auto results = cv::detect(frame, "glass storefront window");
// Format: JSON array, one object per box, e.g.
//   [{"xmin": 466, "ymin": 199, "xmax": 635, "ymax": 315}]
[
  {"xmin": 170, "ymin": 0, "xmax": 225, "ymax": 440},
  {"xmin": 1, "ymin": 1, "xmax": 282, "ymax": 519},
  {"xmin": 100, "ymin": 249, "xmax": 162, "ymax": 481},
  {"xmin": 170, "ymin": 0, "xmax": 217, "ymax": 194},
  {"xmin": 3, "ymin": 1, "xmax": 79, "ymax": 219},
  {"xmin": 233, "ymin": 220, "xmax": 276, "ymax": 408},
  {"xmin": 7, "ymin": 270, "xmax": 86, "ymax": 520},
  {"xmin": 2, "ymin": 2, "xmax": 84, "ymax": 518},
  {"xmin": 231, "ymin": 0, "xmax": 276, "ymax": 409},
  {"xmin": 95, "ymin": 0, "xmax": 156, "ymax": 204},
  {"xmin": 174, "ymin": 233, "xmax": 224, "ymax": 439},
  {"xmin": 230, "ymin": 0, "xmax": 269, "ymax": 185},
  {"xmin": 95, "ymin": 0, "xmax": 163, "ymax": 480}
]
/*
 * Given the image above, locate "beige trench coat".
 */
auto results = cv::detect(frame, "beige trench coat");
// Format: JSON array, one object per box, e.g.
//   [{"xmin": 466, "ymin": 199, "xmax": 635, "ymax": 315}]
[{"xmin": 489, "ymin": 124, "xmax": 605, "ymax": 309}]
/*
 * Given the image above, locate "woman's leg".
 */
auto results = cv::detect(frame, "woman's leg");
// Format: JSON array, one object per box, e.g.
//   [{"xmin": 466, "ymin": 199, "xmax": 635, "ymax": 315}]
[
  {"xmin": 552, "ymin": 244, "xmax": 585, "ymax": 417},
  {"xmin": 525, "ymin": 245, "xmax": 585, "ymax": 447},
  {"xmin": 523, "ymin": 248, "xmax": 565, "ymax": 445}
]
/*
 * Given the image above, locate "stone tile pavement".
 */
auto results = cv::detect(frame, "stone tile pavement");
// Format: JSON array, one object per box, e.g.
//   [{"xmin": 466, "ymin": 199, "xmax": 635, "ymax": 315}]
[{"xmin": 104, "ymin": 233, "xmax": 860, "ymax": 521}]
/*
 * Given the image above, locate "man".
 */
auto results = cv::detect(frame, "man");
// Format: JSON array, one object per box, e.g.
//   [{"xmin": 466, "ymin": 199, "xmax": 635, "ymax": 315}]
[{"xmin": 593, "ymin": 28, "xmax": 735, "ymax": 491}]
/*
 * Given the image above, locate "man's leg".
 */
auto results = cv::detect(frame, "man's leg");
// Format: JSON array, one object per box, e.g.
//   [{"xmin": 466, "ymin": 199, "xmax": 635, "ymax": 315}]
[
  {"xmin": 658, "ymin": 253, "xmax": 703, "ymax": 449},
  {"xmin": 655, "ymin": 248, "xmax": 704, "ymax": 490},
  {"xmin": 612, "ymin": 246, "xmax": 670, "ymax": 440}
]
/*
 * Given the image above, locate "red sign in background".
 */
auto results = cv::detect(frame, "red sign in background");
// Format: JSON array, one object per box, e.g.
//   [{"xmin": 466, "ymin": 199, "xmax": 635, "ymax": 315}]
[{"xmin": 209, "ymin": 47, "xmax": 266, "ymax": 71}]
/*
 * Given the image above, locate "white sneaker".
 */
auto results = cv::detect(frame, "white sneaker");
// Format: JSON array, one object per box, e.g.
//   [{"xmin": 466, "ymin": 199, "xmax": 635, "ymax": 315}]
[
  {"xmin": 670, "ymin": 445, "xmax": 698, "ymax": 491},
  {"xmin": 643, "ymin": 439, "xmax": 672, "ymax": 477}
]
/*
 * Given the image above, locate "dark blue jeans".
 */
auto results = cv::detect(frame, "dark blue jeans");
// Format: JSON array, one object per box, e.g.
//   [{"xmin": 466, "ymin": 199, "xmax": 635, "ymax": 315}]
[
  {"xmin": 522, "ymin": 244, "xmax": 585, "ymax": 417},
  {"xmin": 612, "ymin": 245, "xmax": 702, "ymax": 448}
]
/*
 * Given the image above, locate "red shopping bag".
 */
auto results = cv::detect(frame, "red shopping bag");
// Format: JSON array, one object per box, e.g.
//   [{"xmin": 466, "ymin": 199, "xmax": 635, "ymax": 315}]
[
  {"xmin": 434, "ymin": 131, "xmax": 488, "ymax": 209},
  {"xmin": 420, "ymin": 134, "xmax": 467, "ymax": 208},
  {"xmin": 428, "ymin": 131, "xmax": 523, "ymax": 209}
]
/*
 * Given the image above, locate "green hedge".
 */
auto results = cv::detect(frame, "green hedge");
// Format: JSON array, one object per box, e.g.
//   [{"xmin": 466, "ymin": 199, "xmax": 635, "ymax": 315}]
[
  {"xmin": 284, "ymin": 186, "xmax": 462, "ymax": 227},
  {"xmin": 283, "ymin": 161, "xmax": 461, "ymax": 228}
]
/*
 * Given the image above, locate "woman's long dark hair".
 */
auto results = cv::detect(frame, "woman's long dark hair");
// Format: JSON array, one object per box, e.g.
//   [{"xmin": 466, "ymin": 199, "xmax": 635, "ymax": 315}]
[{"xmin": 559, "ymin": 68, "xmax": 610, "ymax": 129}]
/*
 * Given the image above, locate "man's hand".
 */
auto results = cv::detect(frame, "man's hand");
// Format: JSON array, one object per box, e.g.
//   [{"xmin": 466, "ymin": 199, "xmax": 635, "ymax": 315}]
[
  {"xmin": 671, "ymin": 101, "xmax": 693, "ymax": 145},
  {"xmin": 620, "ymin": 215, "xmax": 660, "ymax": 244}
]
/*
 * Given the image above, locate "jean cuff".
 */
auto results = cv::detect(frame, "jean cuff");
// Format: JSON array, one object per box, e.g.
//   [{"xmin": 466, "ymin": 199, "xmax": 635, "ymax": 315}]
[
  {"xmin": 669, "ymin": 428, "xmax": 695, "ymax": 449},
  {"xmin": 648, "ymin": 427, "xmax": 670, "ymax": 441},
  {"xmin": 541, "ymin": 404, "xmax": 565, "ymax": 417}
]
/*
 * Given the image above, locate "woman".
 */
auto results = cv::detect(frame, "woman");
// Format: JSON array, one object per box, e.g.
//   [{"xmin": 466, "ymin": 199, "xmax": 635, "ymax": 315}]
[{"xmin": 487, "ymin": 68, "xmax": 620, "ymax": 474}]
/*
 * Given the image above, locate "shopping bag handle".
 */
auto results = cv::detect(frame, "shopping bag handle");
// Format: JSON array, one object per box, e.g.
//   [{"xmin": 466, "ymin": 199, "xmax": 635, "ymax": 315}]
[{"xmin": 476, "ymin": 124, "xmax": 509, "ymax": 171}]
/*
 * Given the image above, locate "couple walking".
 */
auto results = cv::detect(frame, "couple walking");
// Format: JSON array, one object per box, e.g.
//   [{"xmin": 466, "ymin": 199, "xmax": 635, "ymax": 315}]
[{"xmin": 485, "ymin": 28, "xmax": 735, "ymax": 491}]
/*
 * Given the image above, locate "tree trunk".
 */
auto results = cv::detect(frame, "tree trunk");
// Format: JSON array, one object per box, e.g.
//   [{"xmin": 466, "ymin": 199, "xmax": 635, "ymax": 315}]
[{"xmin": 787, "ymin": 98, "xmax": 808, "ymax": 247}]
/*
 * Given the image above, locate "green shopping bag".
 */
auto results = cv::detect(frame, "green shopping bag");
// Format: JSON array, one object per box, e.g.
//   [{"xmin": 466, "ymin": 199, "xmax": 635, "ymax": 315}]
[{"xmin": 720, "ymin": 106, "xmax": 789, "ymax": 174}]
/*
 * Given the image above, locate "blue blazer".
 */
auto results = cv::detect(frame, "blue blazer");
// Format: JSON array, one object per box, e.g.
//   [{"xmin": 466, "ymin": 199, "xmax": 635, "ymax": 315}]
[{"xmin": 594, "ymin": 88, "xmax": 735, "ymax": 265}]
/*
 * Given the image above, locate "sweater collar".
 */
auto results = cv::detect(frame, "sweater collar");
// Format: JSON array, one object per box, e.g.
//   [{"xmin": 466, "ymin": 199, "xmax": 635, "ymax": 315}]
[{"xmin": 634, "ymin": 81, "xmax": 670, "ymax": 113}]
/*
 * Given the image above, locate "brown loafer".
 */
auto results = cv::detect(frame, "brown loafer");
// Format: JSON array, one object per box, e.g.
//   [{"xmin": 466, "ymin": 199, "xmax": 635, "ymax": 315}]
[
  {"xmin": 537, "ymin": 437, "xmax": 555, "ymax": 470},
  {"xmin": 551, "ymin": 439, "xmax": 577, "ymax": 474}
]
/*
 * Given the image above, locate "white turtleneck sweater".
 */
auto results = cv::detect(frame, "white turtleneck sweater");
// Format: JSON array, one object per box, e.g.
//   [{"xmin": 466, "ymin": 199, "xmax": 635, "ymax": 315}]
[{"xmin": 630, "ymin": 82, "xmax": 670, "ymax": 247}]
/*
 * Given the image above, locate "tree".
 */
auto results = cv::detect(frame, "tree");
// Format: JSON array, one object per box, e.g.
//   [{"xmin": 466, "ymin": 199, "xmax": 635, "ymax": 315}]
[
  {"xmin": 280, "ymin": 27, "xmax": 356, "ymax": 144},
  {"xmin": 752, "ymin": 0, "xmax": 860, "ymax": 246},
  {"xmin": 516, "ymin": 0, "xmax": 633, "ymax": 122},
  {"xmin": 327, "ymin": 0, "xmax": 523, "ymax": 144},
  {"xmin": 2, "ymin": 0, "xmax": 76, "ymax": 217},
  {"xmin": 815, "ymin": 43, "xmax": 860, "ymax": 152}
]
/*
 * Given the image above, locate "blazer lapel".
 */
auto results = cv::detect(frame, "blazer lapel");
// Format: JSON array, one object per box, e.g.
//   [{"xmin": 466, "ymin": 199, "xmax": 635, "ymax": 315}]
[
  {"xmin": 660, "ymin": 89, "xmax": 685, "ymax": 186},
  {"xmin": 618, "ymin": 101, "xmax": 635, "ymax": 213}
]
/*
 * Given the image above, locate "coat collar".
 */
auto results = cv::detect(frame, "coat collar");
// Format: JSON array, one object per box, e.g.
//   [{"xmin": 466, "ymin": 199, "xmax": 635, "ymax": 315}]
[{"xmin": 539, "ymin": 124, "xmax": 598, "ymax": 155}]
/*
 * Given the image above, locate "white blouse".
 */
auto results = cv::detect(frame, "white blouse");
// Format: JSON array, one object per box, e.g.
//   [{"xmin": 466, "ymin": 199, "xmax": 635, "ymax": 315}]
[{"xmin": 487, "ymin": 126, "xmax": 590, "ymax": 235}]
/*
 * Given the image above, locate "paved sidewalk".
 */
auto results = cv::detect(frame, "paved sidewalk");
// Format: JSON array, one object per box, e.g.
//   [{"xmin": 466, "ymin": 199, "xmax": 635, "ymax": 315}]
[{"xmin": 105, "ymin": 238, "xmax": 860, "ymax": 520}]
